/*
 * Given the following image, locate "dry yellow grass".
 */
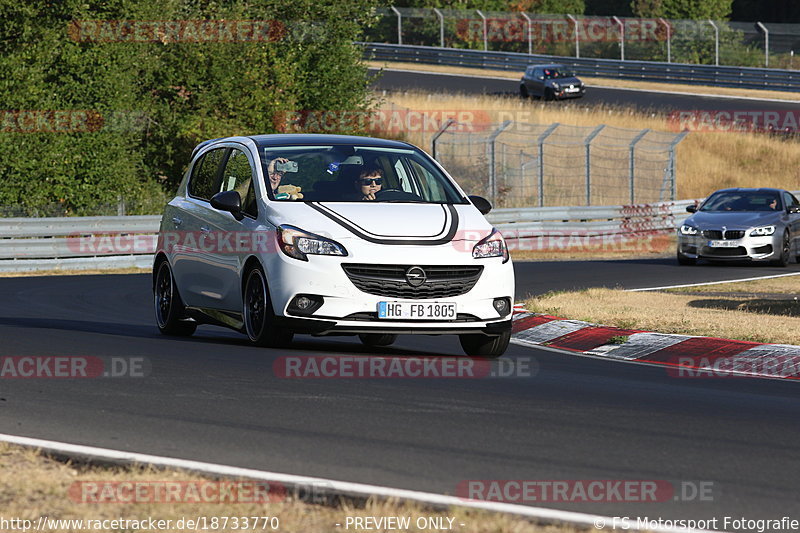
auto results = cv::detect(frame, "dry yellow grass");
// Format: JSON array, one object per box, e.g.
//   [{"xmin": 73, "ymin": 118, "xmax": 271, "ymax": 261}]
[
  {"xmin": 0, "ymin": 267, "xmax": 149, "ymax": 278},
  {"xmin": 0, "ymin": 442, "xmax": 583, "ymax": 533},
  {"xmin": 524, "ymin": 286, "xmax": 800, "ymax": 344},
  {"xmin": 663, "ymin": 273, "xmax": 800, "ymax": 294},
  {"xmin": 378, "ymin": 91, "xmax": 800, "ymax": 200},
  {"xmin": 510, "ymin": 234, "xmax": 673, "ymax": 261},
  {"xmin": 368, "ymin": 60, "xmax": 800, "ymax": 102}
]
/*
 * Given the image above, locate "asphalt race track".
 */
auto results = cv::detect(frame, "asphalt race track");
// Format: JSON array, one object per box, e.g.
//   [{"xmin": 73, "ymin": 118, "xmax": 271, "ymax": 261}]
[
  {"xmin": 1, "ymin": 262, "xmax": 799, "ymax": 526},
  {"xmin": 371, "ymin": 68, "xmax": 800, "ymax": 114}
]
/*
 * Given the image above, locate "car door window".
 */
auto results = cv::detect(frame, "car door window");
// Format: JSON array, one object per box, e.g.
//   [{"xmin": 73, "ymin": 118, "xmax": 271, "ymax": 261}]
[
  {"xmin": 221, "ymin": 149, "xmax": 258, "ymax": 218},
  {"xmin": 189, "ymin": 148, "xmax": 226, "ymax": 201},
  {"xmin": 783, "ymin": 192, "xmax": 798, "ymax": 210}
]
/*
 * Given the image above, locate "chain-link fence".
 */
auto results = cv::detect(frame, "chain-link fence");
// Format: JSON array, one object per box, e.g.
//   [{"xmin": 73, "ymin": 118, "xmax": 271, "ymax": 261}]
[
  {"xmin": 365, "ymin": 7, "xmax": 800, "ymax": 69},
  {"xmin": 430, "ymin": 120, "xmax": 687, "ymax": 208}
]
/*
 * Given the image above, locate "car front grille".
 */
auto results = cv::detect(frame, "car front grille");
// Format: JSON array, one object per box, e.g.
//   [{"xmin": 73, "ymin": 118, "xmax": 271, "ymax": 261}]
[
  {"xmin": 341, "ymin": 264, "xmax": 483, "ymax": 299},
  {"xmin": 702, "ymin": 230, "xmax": 745, "ymax": 240},
  {"xmin": 700, "ymin": 246, "xmax": 748, "ymax": 256}
]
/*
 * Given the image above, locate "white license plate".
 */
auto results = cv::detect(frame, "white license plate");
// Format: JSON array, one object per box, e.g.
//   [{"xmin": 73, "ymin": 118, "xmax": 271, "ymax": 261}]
[
  {"xmin": 377, "ymin": 302, "xmax": 456, "ymax": 320},
  {"xmin": 565, "ymin": 86, "xmax": 579, "ymax": 92},
  {"xmin": 708, "ymin": 240, "xmax": 739, "ymax": 248}
]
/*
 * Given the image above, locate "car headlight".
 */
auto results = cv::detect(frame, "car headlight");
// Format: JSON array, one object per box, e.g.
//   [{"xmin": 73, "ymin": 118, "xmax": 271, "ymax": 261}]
[
  {"xmin": 277, "ymin": 225, "xmax": 347, "ymax": 261},
  {"xmin": 552, "ymin": 82, "xmax": 560, "ymax": 90},
  {"xmin": 749, "ymin": 225, "xmax": 776, "ymax": 237},
  {"xmin": 679, "ymin": 225, "xmax": 699, "ymax": 235},
  {"xmin": 473, "ymin": 228, "xmax": 509, "ymax": 263}
]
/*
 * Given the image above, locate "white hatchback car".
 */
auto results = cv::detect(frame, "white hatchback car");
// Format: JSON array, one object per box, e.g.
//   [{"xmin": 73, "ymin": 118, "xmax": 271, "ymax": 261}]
[{"xmin": 153, "ymin": 134, "xmax": 515, "ymax": 357}]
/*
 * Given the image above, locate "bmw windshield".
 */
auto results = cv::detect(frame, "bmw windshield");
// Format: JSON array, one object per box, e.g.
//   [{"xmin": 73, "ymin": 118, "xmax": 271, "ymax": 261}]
[
  {"xmin": 258, "ymin": 144, "xmax": 468, "ymax": 204},
  {"xmin": 700, "ymin": 191, "xmax": 781, "ymax": 212}
]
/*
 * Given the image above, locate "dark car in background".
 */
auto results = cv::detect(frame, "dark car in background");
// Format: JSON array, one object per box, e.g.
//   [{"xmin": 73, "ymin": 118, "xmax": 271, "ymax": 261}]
[
  {"xmin": 520, "ymin": 64, "xmax": 585, "ymax": 101},
  {"xmin": 677, "ymin": 188, "xmax": 800, "ymax": 266}
]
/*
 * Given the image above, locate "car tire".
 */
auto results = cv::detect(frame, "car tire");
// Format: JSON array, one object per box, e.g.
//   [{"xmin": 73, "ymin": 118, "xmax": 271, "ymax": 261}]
[
  {"xmin": 459, "ymin": 330, "xmax": 510, "ymax": 359},
  {"xmin": 677, "ymin": 251, "xmax": 696, "ymax": 265},
  {"xmin": 544, "ymin": 88, "xmax": 555, "ymax": 101},
  {"xmin": 154, "ymin": 260, "xmax": 197, "ymax": 337},
  {"xmin": 519, "ymin": 85, "xmax": 529, "ymax": 99},
  {"xmin": 358, "ymin": 333, "xmax": 398, "ymax": 347},
  {"xmin": 243, "ymin": 266, "xmax": 293, "ymax": 347},
  {"xmin": 771, "ymin": 231, "xmax": 791, "ymax": 267}
]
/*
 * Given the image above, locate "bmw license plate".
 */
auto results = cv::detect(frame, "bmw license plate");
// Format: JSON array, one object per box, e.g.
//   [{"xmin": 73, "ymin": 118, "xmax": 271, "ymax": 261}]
[
  {"xmin": 378, "ymin": 301, "xmax": 456, "ymax": 320},
  {"xmin": 708, "ymin": 240, "xmax": 738, "ymax": 248},
  {"xmin": 565, "ymin": 86, "xmax": 579, "ymax": 92}
]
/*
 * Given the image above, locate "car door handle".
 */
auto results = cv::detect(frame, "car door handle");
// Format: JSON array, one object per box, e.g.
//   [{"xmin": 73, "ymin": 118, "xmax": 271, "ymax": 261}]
[
  {"xmin": 199, "ymin": 226, "xmax": 211, "ymax": 233},
  {"xmin": 172, "ymin": 217, "xmax": 182, "ymax": 226}
]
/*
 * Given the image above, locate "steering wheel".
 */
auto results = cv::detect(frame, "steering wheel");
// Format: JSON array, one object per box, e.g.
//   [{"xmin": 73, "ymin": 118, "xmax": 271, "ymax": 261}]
[{"xmin": 374, "ymin": 188, "xmax": 423, "ymax": 201}]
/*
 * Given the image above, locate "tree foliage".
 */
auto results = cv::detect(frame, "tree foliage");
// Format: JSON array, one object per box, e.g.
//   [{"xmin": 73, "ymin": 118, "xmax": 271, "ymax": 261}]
[{"xmin": 0, "ymin": 0, "xmax": 377, "ymax": 215}]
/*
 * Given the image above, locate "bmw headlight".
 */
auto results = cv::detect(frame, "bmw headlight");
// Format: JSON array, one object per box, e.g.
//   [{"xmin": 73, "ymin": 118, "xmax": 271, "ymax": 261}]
[
  {"xmin": 552, "ymin": 82, "xmax": 561, "ymax": 90},
  {"xmin": 680, "ymin": 225, "xmax": 699, "ymax": 235},
  {"xmin": 749, "ymin": 225, "xmax": 776, "ymax": 237},
  {"xmin": 473, "ymin": 228, "xmax": 509, "ymax": 263},
  {"xmin": 277, "ymin": 225, "xmax": 347, "ymax": 261}
]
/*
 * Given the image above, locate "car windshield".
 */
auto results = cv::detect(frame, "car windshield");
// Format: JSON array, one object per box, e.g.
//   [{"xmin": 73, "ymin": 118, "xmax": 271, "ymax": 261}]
[
  {"xmin": 700, "ymin": 191, "xmax": 782, "ymax": 212},
  {"xmin": 543, "ymin": 68, "xmax": 574, "ymax": 79},
  {"xmin": 258, "ymin": 145, "xmax": 468, "ymax": 204}
]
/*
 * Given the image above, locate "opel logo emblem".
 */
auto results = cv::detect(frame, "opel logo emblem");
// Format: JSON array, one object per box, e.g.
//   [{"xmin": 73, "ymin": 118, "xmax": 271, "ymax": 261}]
[{"xmin": 405, "ymin": 266, "xmax": 427, "ymax": 287}]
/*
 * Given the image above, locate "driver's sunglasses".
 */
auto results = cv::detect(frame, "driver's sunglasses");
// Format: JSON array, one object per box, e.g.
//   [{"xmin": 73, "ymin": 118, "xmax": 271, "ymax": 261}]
[{"xmin": 360, "ymin": 178, "xmax": 382, "ymax": 186}]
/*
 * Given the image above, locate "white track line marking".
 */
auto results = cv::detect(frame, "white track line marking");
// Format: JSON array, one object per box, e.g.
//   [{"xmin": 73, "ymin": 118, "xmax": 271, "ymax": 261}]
[
  {"xmin": 627, "ymin": 272, "xmax": 800, "ymax": 292},
  {"xmin": 369, "ymin": 67, "xmax": 798, "ymax": 103},
  {"xmin": 0, "ymin": 433, "xmax": 720, "ymax": 533}
]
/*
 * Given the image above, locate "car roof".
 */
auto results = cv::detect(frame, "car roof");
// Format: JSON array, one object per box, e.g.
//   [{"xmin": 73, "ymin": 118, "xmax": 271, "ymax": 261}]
[
  {"xmin": 193, "ymin": 134, "xmax": 414, "ymax": 157},
  {"xmin": 713, "ymin": 187, "xmax": 786, "ymax": 194}
]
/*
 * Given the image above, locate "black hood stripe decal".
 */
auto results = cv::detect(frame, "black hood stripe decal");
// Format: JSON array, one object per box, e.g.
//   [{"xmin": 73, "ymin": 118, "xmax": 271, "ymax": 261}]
[{"xmin": 308, "ymin": 203, "xmax": 459, "ymax": 246}]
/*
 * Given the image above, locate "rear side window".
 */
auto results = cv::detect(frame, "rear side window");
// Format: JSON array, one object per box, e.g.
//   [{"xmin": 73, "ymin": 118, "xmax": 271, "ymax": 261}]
[{"xmin": 189, "ymin": 148, "xmax": 226, "ymax": 201}]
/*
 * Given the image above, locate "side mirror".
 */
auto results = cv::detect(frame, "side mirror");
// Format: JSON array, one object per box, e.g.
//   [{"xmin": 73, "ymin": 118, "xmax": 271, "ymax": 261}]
[
  {"xmin": 211, "ymin": 190, "xmax": 243, "ymax": 220},
  {"xmin": 686, "ymin": 205, "xmax": 697, "ymax": 213},
  {"xmin": 788, "ymin": 205, "xmax": 800, "ymax": 214},
  {"xmin": 469, "ymin": 195, "xmax": 492, "ymax": 215},
  {"xmin": 537, "ymin": 76, "xmax": 544, "ymax": 80}
]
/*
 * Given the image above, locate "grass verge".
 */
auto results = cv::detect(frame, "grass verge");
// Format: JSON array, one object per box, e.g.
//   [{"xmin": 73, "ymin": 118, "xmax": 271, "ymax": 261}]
[
  {"xmin": 0, "ymin": 442, "xmax": 585, "ymax": 533},
  {"xmin": 0, "ymin": 267, "xmax": 149, "ymax": 278},
  {"xmin": 523, "ymin": 276, "xmax": 800, "ymax": 345},
  {"xmin": 368, "ymin": 60, "xmax": 800, "ymax": 102}
]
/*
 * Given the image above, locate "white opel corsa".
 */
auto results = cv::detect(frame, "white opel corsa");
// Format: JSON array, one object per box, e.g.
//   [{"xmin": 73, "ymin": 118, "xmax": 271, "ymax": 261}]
[{"xmin": 153, "ymin": 134, "xmax": 515, "ymax": 357}]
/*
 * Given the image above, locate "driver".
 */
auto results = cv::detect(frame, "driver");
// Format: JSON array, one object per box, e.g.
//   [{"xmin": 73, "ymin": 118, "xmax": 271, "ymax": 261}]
[{"xmin": 352, "ymin": 165, "xmax": 383, "ymax": 201}]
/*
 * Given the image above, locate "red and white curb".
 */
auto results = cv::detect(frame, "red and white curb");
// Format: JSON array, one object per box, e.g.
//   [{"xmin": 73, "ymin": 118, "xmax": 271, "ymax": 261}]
[{"xmin": 510, "ymin": 310, "xmax": 800, "ymax": 381}]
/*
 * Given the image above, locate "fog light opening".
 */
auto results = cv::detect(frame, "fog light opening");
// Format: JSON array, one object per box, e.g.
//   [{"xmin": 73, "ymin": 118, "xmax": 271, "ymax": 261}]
[
  {"xmin": 287, "ymin": 294, "xmax": 324, "ymax": 316},
  {"xmin": 493, "ymin": 297, "xmax": 511, "ymax": 317}
]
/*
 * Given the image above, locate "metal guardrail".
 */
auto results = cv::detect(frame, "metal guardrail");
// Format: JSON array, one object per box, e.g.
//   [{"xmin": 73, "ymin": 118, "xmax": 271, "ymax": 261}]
[
  {"xmin": 363, "ymin": 42, "xmax": 800, "ymax": 92},
  {"xmin": 0, "ymin": 203, "xmax": 695, "ymax": 271}
]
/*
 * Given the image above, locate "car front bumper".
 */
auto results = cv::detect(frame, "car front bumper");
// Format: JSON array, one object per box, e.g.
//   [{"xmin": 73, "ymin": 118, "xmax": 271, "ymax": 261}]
[{"xmin": 677, "ymin": 231, "xmax": 781, "ymax": 261}]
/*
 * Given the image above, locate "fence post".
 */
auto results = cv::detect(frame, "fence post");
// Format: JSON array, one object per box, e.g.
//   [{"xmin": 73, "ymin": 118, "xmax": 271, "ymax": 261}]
[
  {"xmin": 628, "ymin": 129, "xmax": 650, "ymax": 204},
  {"xmin": 707, "ymin": 20, "xmax": 719, "ymax": 66},
  {"xmin": 433, "ymin": 8, "xmax": 444, "ymax": 48},
  {"xmin": 537, "ymin": 123, "xmax": 559, "ymax": 207},
  {"xmin": 612, "ymin": 16, "xmax": 624, "ymax": 61},
  {"xmin": 567, "ymin": 15, "xmax": 579, "ymax": 58},
  {"xmin": 756, "ymin": 22, "xmax": 769, "ymax": 67},
  {"xmin": 431, "ymin": 119, "xmax": 455, "ymax": 160},
  {"xmin": 520, "ymin": 12, "xmax": 532, "ymax": 55},
  {"xmin": 391, "ymin": 6, "xmax": 402, "ymax": 45},
  {"xmin": 584, "ymin": 125, "xmax": 605, "ymax": 206},
  {"xmin": 665, "ymin": 130, "xmax": 689, "ymax": 201},
  {"xmin": 659, "ymin": 18, "xmax": 671, "ymax": 63},
  {"xmin": 487, "ymin": 121, "xmax": 512, "ymax": 205},
  {"xmin": 476, "ymin": 10, "xmax": 488, "ymax": 51}
]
